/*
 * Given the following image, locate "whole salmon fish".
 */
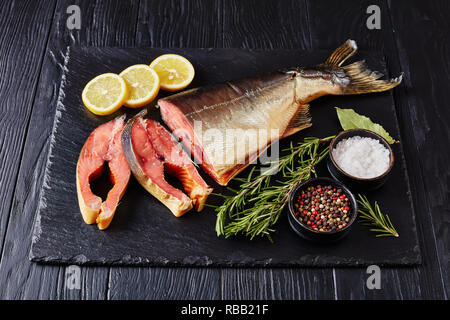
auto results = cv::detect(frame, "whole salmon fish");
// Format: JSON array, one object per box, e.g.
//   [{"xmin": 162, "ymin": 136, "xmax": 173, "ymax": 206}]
[{"xmin": 158, "ymin": 40, "xmax": 402, "ymax": 186}]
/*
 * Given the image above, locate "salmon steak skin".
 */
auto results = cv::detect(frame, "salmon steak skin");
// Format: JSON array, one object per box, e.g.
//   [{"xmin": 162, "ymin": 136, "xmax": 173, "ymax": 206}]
[
  {"xmin": 121, "ymin": 110, "xmax": 212, "ymax": 217},
  {"xmin": 158, "ymin": 40, "xmax": 402, "ymax": 186},
  {"xmin": 76, "ymin": 115, "xmax": 131, "ymax": 230}
]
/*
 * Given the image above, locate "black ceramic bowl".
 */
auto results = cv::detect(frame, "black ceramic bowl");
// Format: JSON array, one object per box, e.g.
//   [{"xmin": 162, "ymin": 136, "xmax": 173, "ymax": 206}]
[
  {"xmin": 287, "ymin": 177, "xmax": 358, "ymax": 243},
  {"xmin": 327, "ymin": 129, "xmax": 394, "ymax": 191}
]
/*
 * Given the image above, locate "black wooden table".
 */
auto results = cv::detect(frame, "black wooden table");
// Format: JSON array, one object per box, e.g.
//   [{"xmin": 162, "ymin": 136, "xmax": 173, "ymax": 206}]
[{"xmin": 0, "ymin": 0, "xmax": 448, "ymax": 300}]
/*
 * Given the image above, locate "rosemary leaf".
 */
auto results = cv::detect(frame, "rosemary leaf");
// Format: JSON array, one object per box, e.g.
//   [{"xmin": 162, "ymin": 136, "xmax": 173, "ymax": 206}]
[
  {"xmin": 213, "ymin": 136, "xmax": 334, "ymax": 239},
  {"xmin": 357, "ymin": 194, "xmax": 399, "ymax": 237}
]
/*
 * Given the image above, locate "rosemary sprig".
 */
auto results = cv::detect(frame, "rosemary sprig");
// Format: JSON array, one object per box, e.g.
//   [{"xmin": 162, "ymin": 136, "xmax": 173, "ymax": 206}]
[
  {"xmin": 214, "ymin": 136, "xmax": 334, "ymax": 240},
  {"xmin": 357, "ymin": 194, "xmax": 399, "ymax": 237}
]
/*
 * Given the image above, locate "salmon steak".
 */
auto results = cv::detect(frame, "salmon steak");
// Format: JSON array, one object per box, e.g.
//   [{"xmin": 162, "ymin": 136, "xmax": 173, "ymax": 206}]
[
  {"xmin": 158, "ymin": 40, "xmax": 402, "ymax": 185},
  {"xmin": 76, "ymin": 115, "xmax": 131, "ymax": 230},
  {"xmin": 121, "ymin": 110, "xmax": 212, "ymax": 217}
]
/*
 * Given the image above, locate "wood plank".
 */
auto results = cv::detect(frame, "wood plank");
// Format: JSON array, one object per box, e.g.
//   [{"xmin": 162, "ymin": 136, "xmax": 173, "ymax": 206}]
[
  {"xmin": 332, "ymin": 268, "xmax": 422, "ymax": 299},
  {"xmin": 0, "ymin": 0, "xmax": 55, "ymax": 259},
  {"xmin": 222, "ymin": 269, "xmax": 335, "ymax": 300},
  {"xmin": 61, "ymin": 266, "xmax": 109, "ymax": 300},
  {"xmin": 105, "ymin": 0, "xmax": 223, "ymax": 300},
  {"xmin": 222, "ymin": 0, "xmax": 311, "ymax": 49},
  {"xmin": 0, "ymin": 0, "xmax": 140, "ymax": 299},
  {"xmin": 109, "ymin": 268, "xmax": 220, "ymax": 300},
  {"xmin": 387, "ymin": 0, "xmax": 450, "ymax": 298},
  {"xmin": 306, "ymin": 0, "xmax": 445, "ymax": 299},
  {"xmin": 136, "ymin": 0, "xmax": 222, "ymax": 47},
  {"xmin": 0, "ymin": 0, "xmax": 57, "ymax": 299},
  {"xmin": 219, "ymin": 0, "xmax": 335, "ymax": 300}
]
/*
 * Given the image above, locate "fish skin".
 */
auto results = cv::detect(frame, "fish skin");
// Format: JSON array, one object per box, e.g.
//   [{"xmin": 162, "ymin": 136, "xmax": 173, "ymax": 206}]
[
  {"xmin": 76, "ymin": 114, "xmax": 131, "ymax": 230},
  {"xmin": 121, "ymin": 109, "xmax": 212, "ymax": 217},
  {"xmin": 159, "ymin": 71, "xmax": 312, "ymax": 185},
  {"xmin": 158, "ymin": 40, "xmax": 402, "ymax": 186}
]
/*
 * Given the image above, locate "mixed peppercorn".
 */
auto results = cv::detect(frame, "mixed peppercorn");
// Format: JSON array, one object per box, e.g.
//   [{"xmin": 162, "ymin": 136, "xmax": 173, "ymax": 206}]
[{"xmin": 294, "ymin": 184, "xmax": 352, "ymax": 232}]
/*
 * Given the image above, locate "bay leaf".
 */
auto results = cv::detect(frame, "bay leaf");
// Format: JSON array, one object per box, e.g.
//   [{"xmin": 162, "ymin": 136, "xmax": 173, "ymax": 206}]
[{"xmin": 335, "ymin": 107, "xmax": 398, "ymax": 144}]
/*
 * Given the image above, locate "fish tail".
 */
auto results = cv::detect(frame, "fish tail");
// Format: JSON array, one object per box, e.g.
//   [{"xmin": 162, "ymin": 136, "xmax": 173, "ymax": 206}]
[{"xmin": 323, "ymin": 39, "xmax": 403, "ymax": 94}]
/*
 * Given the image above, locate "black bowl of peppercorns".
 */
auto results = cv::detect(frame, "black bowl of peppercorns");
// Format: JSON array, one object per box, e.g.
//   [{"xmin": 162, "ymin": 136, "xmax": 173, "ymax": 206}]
[{"xmin": 287, "ymin": 177, "xmax": 358, "ymax": 243}]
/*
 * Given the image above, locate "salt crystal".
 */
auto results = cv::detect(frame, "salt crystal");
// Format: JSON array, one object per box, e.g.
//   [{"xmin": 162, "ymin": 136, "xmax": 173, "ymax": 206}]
[{"xmin": 332, "ymin": 136, "xmax": 390, "ymax": 179}]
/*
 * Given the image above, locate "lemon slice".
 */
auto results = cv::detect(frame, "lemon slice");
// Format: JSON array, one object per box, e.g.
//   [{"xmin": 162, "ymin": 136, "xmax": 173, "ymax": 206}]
[
  {"xmin": 149, "ymin": 54, "xmax": 195, "ymax": 91},
  {"xmin": 82, "ymin": 73, "xmax": 128, "ymax": 115},
  {"xmin": 119, "ymin": 64, "xmax": 160, "ymax": 108}
]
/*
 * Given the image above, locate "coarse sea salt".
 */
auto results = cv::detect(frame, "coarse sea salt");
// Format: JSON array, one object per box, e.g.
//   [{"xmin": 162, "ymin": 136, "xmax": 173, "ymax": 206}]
[{"xmin": 332, "ymin": 136, "xmax": 390, "ymax": 179}]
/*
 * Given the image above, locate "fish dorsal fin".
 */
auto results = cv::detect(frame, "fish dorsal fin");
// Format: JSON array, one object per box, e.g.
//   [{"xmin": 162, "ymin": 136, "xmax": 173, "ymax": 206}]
[
  {"xmin": 282, "ymin": 104, "xmax": 312, "ymax": 138},
  {"xmin": 324, "ymin": 39, "xmax": 358, "ymax": 67}
]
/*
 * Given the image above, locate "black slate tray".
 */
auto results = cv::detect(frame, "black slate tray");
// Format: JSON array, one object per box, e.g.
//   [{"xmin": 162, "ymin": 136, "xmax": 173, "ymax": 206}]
[{"xmin": 30, "ymin": 47, "xmax": 421, "ymax": 267}]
